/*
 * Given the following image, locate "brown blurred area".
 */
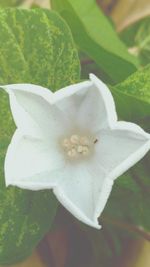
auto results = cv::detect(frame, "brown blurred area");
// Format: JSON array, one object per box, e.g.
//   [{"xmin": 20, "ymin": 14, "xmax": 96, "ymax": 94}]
[
  {"xmin": 22, "ymin": 0, "xmax": 150, "ymax": 31},
  {"xmin": 0, "ymin": 251, "xmax": 47, "ymax": 267},
  {"xmin": 3, "ymin": 233, "xmax": 149, "ymax": 267},
  {"xmin": 97, "ymin": 0, "xmax": 119, "ymax": 15},
  {"xmin": 22, "ymin": 0, "xmax": 50, "ymax": 8},
  {"xmin": 99, "ymin": 0, "xmax": 150, "ymax": 31}
]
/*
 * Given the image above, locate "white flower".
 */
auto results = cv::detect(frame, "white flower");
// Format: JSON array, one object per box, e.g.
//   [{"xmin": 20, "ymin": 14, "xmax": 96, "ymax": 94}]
[{"xmin": 2, "ymin": 74, "xmax": 150, "ymax": 229}]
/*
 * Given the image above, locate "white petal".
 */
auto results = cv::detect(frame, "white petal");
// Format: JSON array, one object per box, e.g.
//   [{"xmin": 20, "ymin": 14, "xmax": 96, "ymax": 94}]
[
  {"xmin": 53, "ymin": 77, "xmax": 117, "ymax": 133},
  {"xmin": 5, "ymin": 130, "xmax": 64, "ymax": 189},
  {"xmin": 89, "ymin": 74, "xmax": 117, "ymax": 128},
  {"xmin": 54, "ymin": 162, "xmax": 111, "ymax": 229},
  {"xmin": 54, "ymin": 81, "xmax": 93, "ymax": 129},
  {"xmin": 3, "ymin": 84, "xmax": 67, "ymax": 139},
  {"xmin": 53, "ymin": 80, "xmax": 92, "ymax": 103},
  {"xmin": 95, "ymin": 121, "xmax": 150, "ymax": 181}
]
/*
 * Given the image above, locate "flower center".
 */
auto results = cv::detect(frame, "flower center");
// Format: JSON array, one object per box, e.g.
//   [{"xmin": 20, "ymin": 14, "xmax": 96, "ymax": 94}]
[{"xmin": 62, "ymin": 134, "xmax": 95, "ymax": 158}]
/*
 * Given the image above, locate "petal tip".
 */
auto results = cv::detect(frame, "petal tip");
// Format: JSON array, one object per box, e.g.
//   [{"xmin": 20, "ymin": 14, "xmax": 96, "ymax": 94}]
[
  {"xmin": 89, "ymin": 73, "xmax": 95, "ymax": 79},
  {"xmin": 0, "ymin": 85, "xmax": 9, "ymax": 94},
  {"xmin": 95, "ymin": 223, "xmax": 102, "ymax": 230}
]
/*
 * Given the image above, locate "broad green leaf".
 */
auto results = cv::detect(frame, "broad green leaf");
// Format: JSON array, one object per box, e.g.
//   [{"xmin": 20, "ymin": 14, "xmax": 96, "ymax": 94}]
[
  {"xmin": 0, "ymin": 8, "xmax": 80, "ymax": 265},
  {"xmin": 111, "ymin": 64, "xmax": 150, "ymax": 126},
  {"xmin": 51, "ymin": 0, "xmax": 139, "ymax": 84},
  {"xmin": 120, "ymin": 16, "xmax": 150, "ymax": 66}
]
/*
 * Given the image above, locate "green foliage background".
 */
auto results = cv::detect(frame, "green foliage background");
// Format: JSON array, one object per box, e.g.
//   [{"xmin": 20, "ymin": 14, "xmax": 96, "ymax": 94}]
[{"xmin": 0, "ymin": 1, "xmax": 149, "ymax": 266}]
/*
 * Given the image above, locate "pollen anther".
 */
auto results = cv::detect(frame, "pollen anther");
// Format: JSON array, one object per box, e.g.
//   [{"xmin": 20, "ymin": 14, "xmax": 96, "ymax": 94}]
[{"xmin": 62, "ymin": 134, "xmax": 91, "ymax": 158}]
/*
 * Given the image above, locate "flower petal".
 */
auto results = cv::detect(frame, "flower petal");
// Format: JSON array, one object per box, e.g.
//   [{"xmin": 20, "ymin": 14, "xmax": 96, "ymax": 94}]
[
  {"xmin": 76, "ymin": 74, "xmax": 118, "ymax": 132},
  {"xmin": 53, "ymin": 76, "xmax": 117, "ymax": 133},
  {"xmin": 89, "ymin": 74, "xmax": 117, "ymax": 128},
  {"xmin": 3, "ymin": 84, "xmax": 67, "ymax": 139},
  {"xmin": 95, "ymin": 121, "xmax": 150, "ymax": 181},
  {"xmin": 54, "ymin": 81, "xmax": 93, "ymax": 129},
  {"xmin": 53, "ymin": 161, "xmax": 112, "ymax": 229},
  {"xmin": 5, "ymin": 130, "xmax": 64, "ymax": 189}
]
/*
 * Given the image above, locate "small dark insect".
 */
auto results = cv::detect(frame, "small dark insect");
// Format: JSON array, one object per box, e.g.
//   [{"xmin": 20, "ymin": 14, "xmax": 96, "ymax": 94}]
[{"xmin": 94, "ymin": 139, "xmax": 98, "ymax": 144}]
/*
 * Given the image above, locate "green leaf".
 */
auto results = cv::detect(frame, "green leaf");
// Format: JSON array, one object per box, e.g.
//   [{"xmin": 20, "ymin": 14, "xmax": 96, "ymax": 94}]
[
  {"xmin": 0, "ymin": 8, "xmax": 80, "ymax": 265},
  {"xmin": 120, "ymin": 16, "xmax": 150, "ymax": 66},
  {"xmin": 51, "ymin": 0, "xmax": 139, "ymax": 84},
  {"xmin": 111, "ymin": 64, "xmax": 150, "ymax": 126}
]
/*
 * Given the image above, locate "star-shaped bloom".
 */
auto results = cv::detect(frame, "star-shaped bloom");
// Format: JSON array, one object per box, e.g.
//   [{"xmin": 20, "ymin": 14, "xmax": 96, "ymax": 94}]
[{"xmin": 2, "ymin": 74, "xmax": 150, "ymax": 229}]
